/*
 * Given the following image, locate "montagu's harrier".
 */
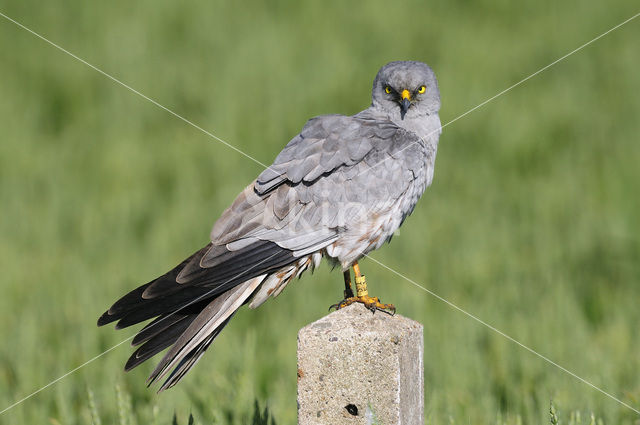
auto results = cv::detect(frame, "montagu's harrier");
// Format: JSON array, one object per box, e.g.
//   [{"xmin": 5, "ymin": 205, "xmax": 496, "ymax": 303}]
[{"xmin": 98, "ymin": 60, "xmax": 442, "ymax": 390}]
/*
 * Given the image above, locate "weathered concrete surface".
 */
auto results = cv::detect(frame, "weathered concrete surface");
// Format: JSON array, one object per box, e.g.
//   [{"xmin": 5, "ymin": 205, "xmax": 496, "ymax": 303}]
[{"xmin": 297, "ymin": 304, "xmax": 424, "ymax": 425}]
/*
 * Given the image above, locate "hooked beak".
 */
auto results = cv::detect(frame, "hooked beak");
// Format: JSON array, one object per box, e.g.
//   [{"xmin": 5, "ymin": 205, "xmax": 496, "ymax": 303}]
[{"xmin": 400, "ymin": 89, "xmax": 411, "ymax": 120}]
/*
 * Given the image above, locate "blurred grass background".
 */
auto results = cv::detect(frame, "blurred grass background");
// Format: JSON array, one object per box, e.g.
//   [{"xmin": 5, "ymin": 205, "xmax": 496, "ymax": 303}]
[{"xmin": 1, "ymin": 0, "xmax": 639, "ymax": 423}]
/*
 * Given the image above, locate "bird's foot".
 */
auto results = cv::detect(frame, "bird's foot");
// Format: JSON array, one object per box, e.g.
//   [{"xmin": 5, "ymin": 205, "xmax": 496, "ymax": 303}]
[{"xmin": 329, "ymin": 295, "xmax": 396, "ymax": 315}]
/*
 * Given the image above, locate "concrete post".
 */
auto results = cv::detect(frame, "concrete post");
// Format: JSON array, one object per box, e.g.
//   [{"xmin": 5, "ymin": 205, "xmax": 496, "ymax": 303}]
[{"xmin": 297, "ymin": 304, "xmax": 424, "ymax": 425}]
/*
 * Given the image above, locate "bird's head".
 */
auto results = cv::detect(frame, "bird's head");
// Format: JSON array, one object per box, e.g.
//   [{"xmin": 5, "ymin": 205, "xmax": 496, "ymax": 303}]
[{"xmin": 371, "ymin": 61, "xmax": 440, "ymax": 120}]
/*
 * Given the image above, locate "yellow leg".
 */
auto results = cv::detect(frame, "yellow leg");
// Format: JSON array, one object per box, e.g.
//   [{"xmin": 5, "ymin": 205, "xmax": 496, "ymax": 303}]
[
  {"xmin": 329, "ymin": 261, "xmax": 395, "ymax": 315},
  {"xmin": 353, "ymin": 262, "xmax": 368, "ymax": 297}
]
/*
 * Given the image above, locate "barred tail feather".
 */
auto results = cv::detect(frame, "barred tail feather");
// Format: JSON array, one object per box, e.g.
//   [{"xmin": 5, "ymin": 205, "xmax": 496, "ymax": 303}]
[
  {"xmin": 147, "ymin": 275, "xmax": 265, "ymax": 389},
  {"xmin": 97, "ymin": 241, "xmax": 323, "ymax": 390}
]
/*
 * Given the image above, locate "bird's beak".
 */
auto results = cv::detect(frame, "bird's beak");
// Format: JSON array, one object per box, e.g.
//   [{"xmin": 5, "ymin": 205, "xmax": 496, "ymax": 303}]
[{"xmin": 400, "ymin": 89, "xmax": 411, "ymax": 120}]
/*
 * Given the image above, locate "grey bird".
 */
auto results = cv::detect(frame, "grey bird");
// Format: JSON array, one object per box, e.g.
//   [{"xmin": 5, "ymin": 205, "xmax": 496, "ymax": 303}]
[{"xmin": 98, "ymin": 60, "xmax": 442, "ymax": 390}]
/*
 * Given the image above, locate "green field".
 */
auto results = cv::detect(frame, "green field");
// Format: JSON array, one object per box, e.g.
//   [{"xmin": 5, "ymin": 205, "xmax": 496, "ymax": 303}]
[{"xmin": 1, "ymin": 1, "xmax": 639, "ymax": 424}]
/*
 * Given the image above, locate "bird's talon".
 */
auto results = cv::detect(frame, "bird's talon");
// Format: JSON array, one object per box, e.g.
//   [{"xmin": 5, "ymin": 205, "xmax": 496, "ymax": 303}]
[{"xmin": 328, "ymin": 295, "xmax": 396, "ymax": 316}]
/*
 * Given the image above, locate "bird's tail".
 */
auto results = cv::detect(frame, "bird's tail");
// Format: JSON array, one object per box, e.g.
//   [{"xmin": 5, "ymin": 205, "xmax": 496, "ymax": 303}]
[
  {"xmin": 98, "ymin": 242, "xmax": 320, "ymax": 390},
  {"xmin": 145, "ymin": 274, "xmax": 266, "ymax": 390}
]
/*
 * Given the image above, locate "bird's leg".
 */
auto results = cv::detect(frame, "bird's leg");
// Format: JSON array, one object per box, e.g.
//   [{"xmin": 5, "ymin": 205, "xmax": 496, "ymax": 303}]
[
  {"xmin": 329, "ymin": 261, "xmax": 395, "ymax": 315},
  {"xmin": 343, "ymin": 270, "xmax": 354, "ymax": 299},
  {"xmin": 353, "ymin": 262, "xmax": 367, "ymax": 297}
]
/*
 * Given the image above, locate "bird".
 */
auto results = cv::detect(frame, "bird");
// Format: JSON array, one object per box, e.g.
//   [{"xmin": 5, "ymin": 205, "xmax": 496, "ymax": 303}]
[{"xmin": 97, "ymin": 60, "xmax": 442, "ymax": 390}]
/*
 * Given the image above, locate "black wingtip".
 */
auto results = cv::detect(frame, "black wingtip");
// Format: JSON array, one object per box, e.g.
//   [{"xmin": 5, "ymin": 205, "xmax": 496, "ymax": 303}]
[{"xmin": 97, "ymin": 311, "xmax": 114, "ymax": 327}]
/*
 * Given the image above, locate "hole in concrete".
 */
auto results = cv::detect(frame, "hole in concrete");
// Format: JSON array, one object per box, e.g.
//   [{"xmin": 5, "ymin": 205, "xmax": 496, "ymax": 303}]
[{"xmin": 345, "ymin": 404, "xmax": 358, "ymax": 416}]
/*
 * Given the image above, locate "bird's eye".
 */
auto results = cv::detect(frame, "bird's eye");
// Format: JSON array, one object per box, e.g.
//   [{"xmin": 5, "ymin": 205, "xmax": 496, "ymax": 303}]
[
  {"xmin": 384, "ymin": 86, "xmax": 392, "ymax": 94},
  {"xmin": 417, "ymin": 85, "xmax": 426, "ymax": 94}
]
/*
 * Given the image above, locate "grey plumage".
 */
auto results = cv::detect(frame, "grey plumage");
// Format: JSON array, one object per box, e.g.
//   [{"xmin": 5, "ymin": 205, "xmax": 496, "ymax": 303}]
[{"xmin": 98, "ymin": 60, "xmax": 442, "ymax": 389}]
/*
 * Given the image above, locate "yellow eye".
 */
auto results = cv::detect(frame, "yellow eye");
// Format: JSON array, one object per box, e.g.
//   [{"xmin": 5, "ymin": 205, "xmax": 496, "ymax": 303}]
[
  {"xmin": 417, "ymin": 85, "xmax": 426, "ymax": 94},
  {"xmin": 384, "ymin": 86, "xmax": 391, "ymax": 94}
]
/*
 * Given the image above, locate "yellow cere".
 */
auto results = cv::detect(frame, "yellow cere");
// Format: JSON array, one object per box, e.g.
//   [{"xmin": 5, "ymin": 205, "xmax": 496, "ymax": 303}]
[
  {"xmin": 401, "ymin": 89, "xmax": 411, "ymax": 100},
  {"xmin": 418, "ymin": 85, "xmax": 426, "ymax": 94}
]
